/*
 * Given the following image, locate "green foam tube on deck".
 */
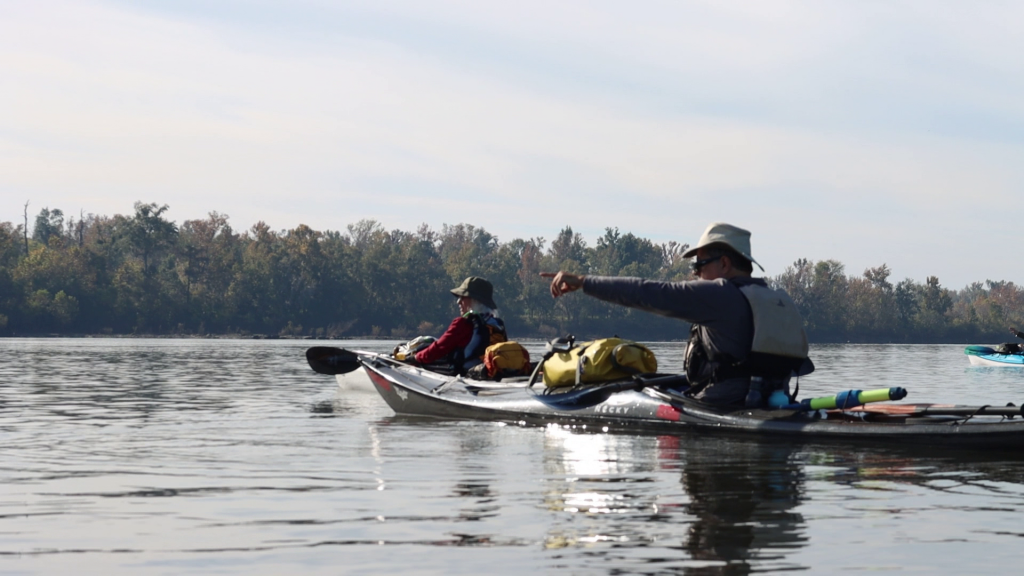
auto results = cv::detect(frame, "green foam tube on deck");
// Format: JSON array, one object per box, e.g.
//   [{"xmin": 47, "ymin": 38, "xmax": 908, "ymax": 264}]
[{"xmin": 782, "ymin": 387, "xmax": 908, "ymax": 411}]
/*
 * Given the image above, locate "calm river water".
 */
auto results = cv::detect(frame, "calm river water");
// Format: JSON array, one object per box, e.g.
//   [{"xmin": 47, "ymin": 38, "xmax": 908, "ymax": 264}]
[{"xmin": 3, "ymin": 338, "xmax": 1024, "ymax": 575}]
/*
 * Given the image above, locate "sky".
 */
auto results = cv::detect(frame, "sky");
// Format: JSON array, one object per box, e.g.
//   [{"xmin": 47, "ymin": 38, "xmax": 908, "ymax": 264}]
[{"xmin": 2, "ymin": 0, "xmax": 1023, "ymax": 289}]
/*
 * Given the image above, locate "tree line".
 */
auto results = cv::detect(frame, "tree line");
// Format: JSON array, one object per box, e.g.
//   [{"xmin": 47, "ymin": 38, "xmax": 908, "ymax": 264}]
[{"xmin": 1, "ymin": 202, "xmax": 1021, "ymax": 344}]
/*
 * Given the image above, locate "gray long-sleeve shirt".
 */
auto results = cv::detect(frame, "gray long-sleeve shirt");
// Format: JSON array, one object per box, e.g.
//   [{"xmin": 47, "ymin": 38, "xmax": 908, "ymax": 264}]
[
  {"xmin": 582, "ymin": 275, "xmax": 770, "ymax": 405},
  {"xmin": 582, "ymin": 275, "xmax": 765, "ymax": 362}
]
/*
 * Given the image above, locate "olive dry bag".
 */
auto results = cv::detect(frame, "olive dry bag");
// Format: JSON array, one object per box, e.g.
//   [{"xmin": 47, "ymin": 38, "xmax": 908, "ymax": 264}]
[{"xmin": 541, "ymin": 338, "xmax": 657, "ymax": 388}]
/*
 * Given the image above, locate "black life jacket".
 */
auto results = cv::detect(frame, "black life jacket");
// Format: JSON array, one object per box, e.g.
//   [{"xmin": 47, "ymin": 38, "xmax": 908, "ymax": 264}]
[
  {"xmin": 995, "ymin": 342, "xmax": 1023, "ymax": 354},
  {"xmin": 449, "ymin": 312, "xmax": 507, "ymax": 374}
]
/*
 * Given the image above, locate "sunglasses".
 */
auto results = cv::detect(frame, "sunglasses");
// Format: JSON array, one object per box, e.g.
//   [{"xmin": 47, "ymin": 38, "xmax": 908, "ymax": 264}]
[{"xmin": 691, "ymin": 255, "xmax": 722, "ymax": 274}]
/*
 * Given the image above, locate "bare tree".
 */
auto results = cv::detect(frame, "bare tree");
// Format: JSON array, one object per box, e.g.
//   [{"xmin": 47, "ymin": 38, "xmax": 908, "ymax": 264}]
[{"xmin": 23, "ymin": 201, "xmax": 29, "ymax": 255}]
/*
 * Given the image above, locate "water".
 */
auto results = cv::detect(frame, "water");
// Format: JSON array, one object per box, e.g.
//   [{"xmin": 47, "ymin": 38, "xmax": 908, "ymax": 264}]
[{"xmin": 3, "ymin": 339, "xmax": 1024, "ymax": 574}]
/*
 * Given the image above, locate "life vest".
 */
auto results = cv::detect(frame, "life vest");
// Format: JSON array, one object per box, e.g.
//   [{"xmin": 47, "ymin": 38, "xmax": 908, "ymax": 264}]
[
  {"xmin": 995, "ymin": 342, "xmax": 1023, "ymax": 354},
  {"xmin": 684, "ymin": 280, "xmax": 811, "ymax": 403},
  {"xmin": 455, "ymin": 312, "xmax": 507, "ymax": 372},
  {"xmin": 737, "ymin": 283, "xmax": 809, "ymax": 376}
]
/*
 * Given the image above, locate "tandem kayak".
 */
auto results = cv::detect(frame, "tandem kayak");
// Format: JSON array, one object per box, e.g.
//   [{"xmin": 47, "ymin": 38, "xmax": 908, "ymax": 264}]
[
  {"xmin": 307, "ymin": 347, "xmax": 1024, "ymax": 450},
  {"xmin": 964, "ymin": 345, "xmax": 1024, "ymax": 367}
]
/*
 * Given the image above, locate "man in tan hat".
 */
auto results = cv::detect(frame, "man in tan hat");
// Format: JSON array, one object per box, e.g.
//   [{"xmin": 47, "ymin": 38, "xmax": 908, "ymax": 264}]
[
  {"xmin": 413, "ymin": 276, "xmax": 508, "ymax": 373},
  {"xmin": 541, "ymin": 223, "xmax": 810, "ymax": 407}
]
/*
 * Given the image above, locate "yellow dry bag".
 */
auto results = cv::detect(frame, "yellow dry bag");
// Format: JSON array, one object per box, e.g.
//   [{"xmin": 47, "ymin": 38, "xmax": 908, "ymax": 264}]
[
  {"xmin": 483, "ymin": 341, "xmax": 532, "ymax": 378},
  {"xmin": 541, "ymin": 338, "xmax": 657, "ymax": 388}
]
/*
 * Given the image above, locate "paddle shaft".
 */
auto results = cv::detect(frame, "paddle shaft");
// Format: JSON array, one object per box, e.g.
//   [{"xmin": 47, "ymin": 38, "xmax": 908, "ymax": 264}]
[{"xmin": 854, "ymin": 404, "xmax": 1024, "ymax": 418}]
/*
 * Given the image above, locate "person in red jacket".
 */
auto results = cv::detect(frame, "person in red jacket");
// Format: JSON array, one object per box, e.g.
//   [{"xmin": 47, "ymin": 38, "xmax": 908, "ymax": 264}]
[{"xmin": 414, "ymin": 277, "xmax": 507, "ymax": 374}]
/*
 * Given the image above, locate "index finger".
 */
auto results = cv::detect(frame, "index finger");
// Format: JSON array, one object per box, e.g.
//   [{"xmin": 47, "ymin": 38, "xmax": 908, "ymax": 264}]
[{"xmin": 539, "ymin": 272, "xmax": 557, "ymax": 278}]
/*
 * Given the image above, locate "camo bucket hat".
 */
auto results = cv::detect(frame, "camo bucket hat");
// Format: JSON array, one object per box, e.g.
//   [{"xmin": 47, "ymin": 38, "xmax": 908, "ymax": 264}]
[{"xmin": 450, "ymin": 277, "xmax": 497, "ymax": 310}]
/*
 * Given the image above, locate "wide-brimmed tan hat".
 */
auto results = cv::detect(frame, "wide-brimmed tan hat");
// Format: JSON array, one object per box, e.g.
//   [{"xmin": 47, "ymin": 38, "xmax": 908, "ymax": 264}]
[
  {"xmin": 682, "ymin": 222, "xmax": 763, "ymax": 270},
  {"xmin": 450, "ymin": 276, "xmax": 497, "ymax": 310}
]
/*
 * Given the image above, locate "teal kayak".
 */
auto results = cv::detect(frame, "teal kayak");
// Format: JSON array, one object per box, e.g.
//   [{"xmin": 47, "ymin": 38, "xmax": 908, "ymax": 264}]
[{"xmin": 965, "ymin": 345, "xmax": 1024, "ymax": 366}]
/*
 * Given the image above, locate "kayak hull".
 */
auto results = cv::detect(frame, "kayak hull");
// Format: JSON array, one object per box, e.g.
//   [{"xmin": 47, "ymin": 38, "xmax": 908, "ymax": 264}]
[
  {"xmin": 967, "ymin": 354, "xmax": 1024, "ymax": 366},
  {"xmin": 964, "ymin": 346, "xmax": 1024, "ymax": 366},
  {"xmin": 357, "ymin": 353, "xmax": 1024, "ymax": 449}
]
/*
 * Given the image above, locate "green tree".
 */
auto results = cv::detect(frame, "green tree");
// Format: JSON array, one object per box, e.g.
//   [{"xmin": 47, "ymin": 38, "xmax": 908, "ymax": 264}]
[
  {"xmin": 590, "ymin": 227, "xmax": 662, "ymax": 277},
  {"xmin": 317, "ymin": 229, "xmax": 366, "ymax": 337},
  {"xmin": 125, "ymin": 202, "xmax": 178, "ymax": 274},
  {"xmin": 0, "ymin": 222, "xmax": 25, "ymax": 333},
  {"xmin": 774, "ymin": 259, "xmax": 848, "ymax": 340},
  {"xmin": 914, "ymin": 276, "xmax": 952, "ymax": 339},
  {"xmin": 845, "ymin": 264, "xmax": 897, "ymax": 340},
  {"xmin": 176, "ymin": 212, "xmax": 240, "ymax": 331},
  {"xmin": 437, "ymin": 223, "xmax": 499, "ymax": 282},
  {"xmin": 32, "ymin": 208, "xmax": 64, "ymax": 246},
  {"xmin": 548, "ymin": 226, "xmax": 587, "ymax": 272},
  {"xmin": 893, "ymin": 278, "xmax": 919, "ymax": 338},
  {"xmin": 107, "ymin": 202, "xmax": 181, "ymax": 332},
  {"xmin": 229, "ymin": 221, "xmax": 286, "ymax": 333}
]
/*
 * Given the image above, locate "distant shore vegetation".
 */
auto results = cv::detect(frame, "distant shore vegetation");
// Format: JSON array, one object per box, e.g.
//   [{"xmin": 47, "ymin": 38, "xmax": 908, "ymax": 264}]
[{"xmin": 1, "ymin": 202, "xmax": 1022, "ymax": 344}]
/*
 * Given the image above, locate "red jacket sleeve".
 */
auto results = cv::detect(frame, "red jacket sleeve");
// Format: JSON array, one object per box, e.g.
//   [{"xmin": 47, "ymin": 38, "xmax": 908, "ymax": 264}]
[{"xmin": 415, "ymin": 316, "xmax": 474, "ymax": 364}]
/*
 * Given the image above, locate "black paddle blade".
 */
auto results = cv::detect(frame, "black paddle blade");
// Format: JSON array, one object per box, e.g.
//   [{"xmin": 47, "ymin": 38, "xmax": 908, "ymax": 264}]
[{"xmin": 306, "ymin": 347, "xmax": 362, "ymax": 375}]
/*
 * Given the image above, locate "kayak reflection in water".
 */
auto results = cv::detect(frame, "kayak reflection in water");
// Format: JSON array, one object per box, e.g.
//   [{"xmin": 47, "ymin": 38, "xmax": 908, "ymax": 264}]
[{"xmin": 542, "ymin": 222, "xmax": 812, "ymax": 408}]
